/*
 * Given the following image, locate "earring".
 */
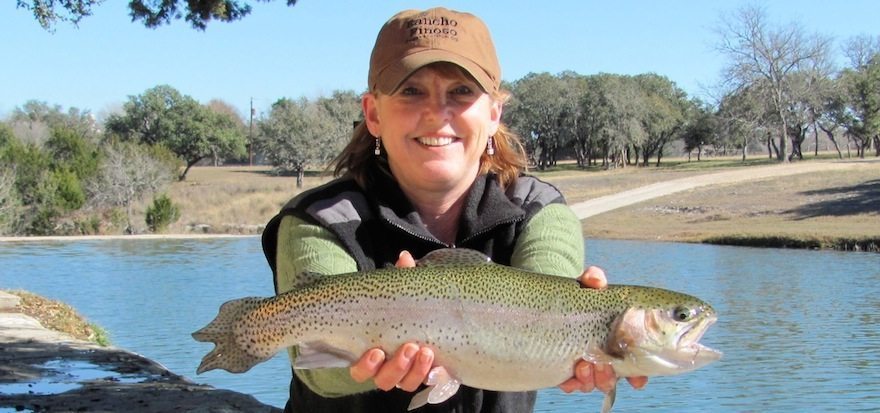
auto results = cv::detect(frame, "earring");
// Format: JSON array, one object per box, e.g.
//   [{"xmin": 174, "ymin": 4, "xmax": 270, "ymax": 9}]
[
  {"xmin": 374, "ymin": 137, "xmax": 381, "ymax": 156},
  {"xmin": 486, "ymin": 136, "xmax": 495, "ymax": 156}
]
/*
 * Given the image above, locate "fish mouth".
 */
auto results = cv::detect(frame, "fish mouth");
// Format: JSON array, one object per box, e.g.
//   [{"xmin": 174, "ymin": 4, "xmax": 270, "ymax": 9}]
[{"xmin": 677, "ymin": 313, "xmax": 722, "ymax": 366}]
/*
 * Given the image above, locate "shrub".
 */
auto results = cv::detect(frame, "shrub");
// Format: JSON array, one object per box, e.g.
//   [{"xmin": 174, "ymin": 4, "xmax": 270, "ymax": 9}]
[{"xmin": 145, "ymin": 194, "xmax": 180, "ymax": 233}]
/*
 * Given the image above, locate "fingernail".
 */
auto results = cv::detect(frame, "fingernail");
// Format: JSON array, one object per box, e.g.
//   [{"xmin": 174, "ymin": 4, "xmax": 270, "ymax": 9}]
[
  {"xmin": 419, "ymin": 349, "xmax": 432, "ymax": 364},
  {"xmin": 595, "ymin": 364, "xmax": 606, "ymax": 373},
  {"xmin": 403, "ymin": 345, "xmax": 418, "ymax": 360},
  {"xmin": 369, "ymin": 350, "xmax": 383, "ymax": 364},
  {"xmin": 577, "ymin": 363, "xmax": 591, "ymax": 376}
]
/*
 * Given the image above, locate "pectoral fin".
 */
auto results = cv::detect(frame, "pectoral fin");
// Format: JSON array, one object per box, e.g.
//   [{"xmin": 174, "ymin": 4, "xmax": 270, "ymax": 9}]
[
  {"xmin": 407, "ymin": 366, "xmax": 461, "ymax": 411},
  {"xmin": 581, "ymin": 344, "xmax": 620, "ymax": 413},
  {"xmin": 600, "ymin": 380, "xmax": 618, "ymax": 413}
]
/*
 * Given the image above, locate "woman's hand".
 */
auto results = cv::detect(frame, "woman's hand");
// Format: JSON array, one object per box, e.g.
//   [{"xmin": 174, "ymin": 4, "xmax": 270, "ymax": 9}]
[
  {"xmin": 349, "ymin": 251, "xmax": 434, "ymax": 392},
  {"xmin": 557, "ymin": 266, "xmax": 648, "ymax": 394}
]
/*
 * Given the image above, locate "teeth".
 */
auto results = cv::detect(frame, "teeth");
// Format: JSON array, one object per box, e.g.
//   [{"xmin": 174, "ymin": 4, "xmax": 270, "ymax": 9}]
[{"xmin": 417, "ymin": 137, "xmax": 455, "ymax": 146}]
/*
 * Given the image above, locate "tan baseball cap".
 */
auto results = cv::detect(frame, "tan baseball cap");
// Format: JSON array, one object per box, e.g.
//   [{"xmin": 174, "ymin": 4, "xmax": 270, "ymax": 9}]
[{"xmin": 368, "ymin": 7, "xmax": 501, "ymax": 95}]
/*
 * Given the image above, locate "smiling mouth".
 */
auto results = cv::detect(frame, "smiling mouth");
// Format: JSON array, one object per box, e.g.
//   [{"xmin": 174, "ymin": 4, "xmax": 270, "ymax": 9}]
[{"xmin": 417, "ymin": 137, "xmax": 456, "ymax": 147}]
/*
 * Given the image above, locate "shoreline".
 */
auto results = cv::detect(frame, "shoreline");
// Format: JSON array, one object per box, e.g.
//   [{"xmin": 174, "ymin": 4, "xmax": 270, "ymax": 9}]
[
  {"xmin": 2, "ymin": 231, "xmax": 876, "ymax": 253},
  {"xmin": 0, "ymin": 233, "xmax": 259, "ymax": 243},
  {"xmin": 2, "ymin": 158, "xmax": 877, "ymax": 252},
  {"xmin": 0, "ymin": 290, "xmax": 281, "ymax": 412}
]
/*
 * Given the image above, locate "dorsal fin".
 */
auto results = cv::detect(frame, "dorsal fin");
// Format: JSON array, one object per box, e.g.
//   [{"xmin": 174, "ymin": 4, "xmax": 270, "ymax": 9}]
[{"xmin": 417, "ymin": 248, "xmax": 492, "ymax": 267}]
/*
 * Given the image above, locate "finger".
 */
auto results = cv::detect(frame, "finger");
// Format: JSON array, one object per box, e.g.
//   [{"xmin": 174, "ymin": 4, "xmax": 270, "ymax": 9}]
[
  {"xmin": 373, "ymin": 343, "xmax": 419, "ymax": 391},
  {"xmin": 626, "ymin": 375, "xmax": 648, "ymax": 390},
  {"xmin": 573, "ymin": 361, "xmax": 595, "ymax": 393},
  {"xmin": 395, "ymin": 250, "xmax": 417, "ymax": 268},
  {"xmin": 350, "ymin": 348, "xmax": 385, "ymax": 383},
  {"xmin": 396, "ymin": 347, "xmax": 434, "ymax": 392},
  {"xmin": 557, "ymin": 377, "xmax": 581, "ymax": 394},
  {"xmin": 578, "ymin": 266, "xmax": 607, "ymax": 289},
  {"xmin": 593, "ymin": 363, "xmax": 616, "ymax": 394}
]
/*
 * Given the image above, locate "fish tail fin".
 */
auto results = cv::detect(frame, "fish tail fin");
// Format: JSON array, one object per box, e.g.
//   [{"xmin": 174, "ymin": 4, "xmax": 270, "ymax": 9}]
[{"xmin": 192, "ymin": 297, "xmax": 270, "ymax": 374}]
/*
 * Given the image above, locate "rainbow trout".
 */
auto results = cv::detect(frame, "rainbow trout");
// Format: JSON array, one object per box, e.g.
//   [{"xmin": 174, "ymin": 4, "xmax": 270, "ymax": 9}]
[{"xmin": 193, "ymin": 248, "xmax": 720, "ymax": 412}]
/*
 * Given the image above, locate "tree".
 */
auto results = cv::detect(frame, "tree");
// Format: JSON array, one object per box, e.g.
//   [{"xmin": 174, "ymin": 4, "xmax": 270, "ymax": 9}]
[
  {"xmin": 106, "ymin": 85, "xmax": 246, "ymax": 180},
  {"xmin": 145, "ymin": 194, "xmax": 180, "ymax": 233},
  {"xmin": 207, "ymin": 99, "xmax": 247, "ymax": 165},
  {"xmin": 172, "ymin": 104, "xmax": 247, "ymax": 178},
  {"xmin": 7, "ymin": 100, "xmax": 98, "ymax": 146},
  {"xmin": 714, "ymin": 4, "xmax": 832, "ymax": 162},
  {"xmin": 0, "ymin": 166, "xmax": 23, "ymax": 235},
  {"xmin": 682, "ymin": 104, "xmax": 716, "ymax": 161},
  {"xmin": 15, "ymin": 0, "xmax": 101, "ymax": 30},
  {"xmin": 46, "ymin": 126, "xmax": 101, "ymax": 182},
  {"xmin": 716, "ymin": 85, "xmax": 772, "ymax": 160},
  {"xmin": 106, "ymin": 85, "xmax": 182, "ymax": 146},
  {"xmin": 256, "ymin": 91, "xmax": 358, "ymax": 187},
  {"xmin": 556, "ymin": 72, "xmax": 593, "ymax": 168},
  {"xmin": 633, "ymin": 74, "xmax": 690, "ymax": 166},
  {"xmin": 18, "ymin": 0, "xmax": 298, "ymax": 31},
  {"xmin": 0, "ymin": 121, "xmax": 105, "ymax": 235},
  {"xmin": 87, "ymin": 141, "xmax": 176, "ymax": 234},
  {"xmin": 843, "ymin": 34, "xmax": 880, "ymax": 70},
  {"xmin": 596, "ymin": 74, "xmax": 645, "ymax": 168},
  {"xmin": 837, "ymin": 36, "xmax": 880, "ymax": 158},
  {"xmin": 837, "ymin": 54, "xmax": 880, "ymax": 157},
  {"xmin": 506, "ymin": 73, "xmax": 572, "ymax": 169},
  {"xmin": 0, "ymin": 124, "xmax": 24, "ymax": 235},
  {"xmin": 578, "ymin": 74, "xmax": 628, "ymax": 168}
]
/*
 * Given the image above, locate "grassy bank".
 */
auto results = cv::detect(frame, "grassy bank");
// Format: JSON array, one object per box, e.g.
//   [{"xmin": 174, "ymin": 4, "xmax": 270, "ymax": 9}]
[
  {"xmin": 573, "ymin": 162, "xmax": 879, "ymax": 251},
  {"xmin": 147, "ymin": 157, "xmax": 878, "ymax": 252},
  {"xmin": 4, "ymin": 290, "xmax": 110, "ymax": 346}
]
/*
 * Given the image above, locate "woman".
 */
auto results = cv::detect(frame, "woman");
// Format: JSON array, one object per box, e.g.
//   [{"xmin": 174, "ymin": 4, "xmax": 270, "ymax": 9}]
[{"xmin": 261, "ymin": 7, "xmax": 646, "ymax": 412}]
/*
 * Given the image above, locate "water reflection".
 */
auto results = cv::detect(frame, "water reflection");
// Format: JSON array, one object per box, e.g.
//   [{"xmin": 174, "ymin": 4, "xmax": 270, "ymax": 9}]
[{"xmin": 1, "ymin": 238, "xmax": 878, "ymax": 411}]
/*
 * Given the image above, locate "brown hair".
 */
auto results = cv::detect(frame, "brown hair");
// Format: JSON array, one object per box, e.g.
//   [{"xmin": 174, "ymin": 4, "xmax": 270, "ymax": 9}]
[{"xmin": 330, "ymin": 64, "xmax": 527, "ymax": 189}]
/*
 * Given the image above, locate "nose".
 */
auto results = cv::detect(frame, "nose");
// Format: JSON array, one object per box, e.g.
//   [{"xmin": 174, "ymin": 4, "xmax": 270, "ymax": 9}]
[{"xmin": 423, "ymin": 91, "xmax": 451, "ymax": 123}]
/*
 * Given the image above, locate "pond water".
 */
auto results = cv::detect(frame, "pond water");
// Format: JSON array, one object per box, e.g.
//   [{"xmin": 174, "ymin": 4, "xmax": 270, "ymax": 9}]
[{"xmin": 1, "ymin": 238, "xmax": 878, "ymax": 412}]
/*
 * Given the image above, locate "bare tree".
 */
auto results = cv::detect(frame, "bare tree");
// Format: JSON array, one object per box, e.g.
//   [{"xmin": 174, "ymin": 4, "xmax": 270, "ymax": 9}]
[
  {"xmin": 87, "ymin": 142, "xmax": 175, "ymax": 234},
  {"xmin": 843, "ymin": 34, "xmax": 880, "ymax": 69},
  {"xmin": 714, "ymin": 5, "xmax": 832, "ymax": 162}
]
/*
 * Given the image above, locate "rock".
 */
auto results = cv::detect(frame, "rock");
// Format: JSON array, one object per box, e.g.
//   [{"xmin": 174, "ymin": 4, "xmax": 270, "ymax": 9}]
[
  {"xmin": 0, "ymin": 295, "xmax": 282, "ymax": 412},
  {"xmin": 0, "ymin": 291, "xmax": 21, "ymax": 310}
]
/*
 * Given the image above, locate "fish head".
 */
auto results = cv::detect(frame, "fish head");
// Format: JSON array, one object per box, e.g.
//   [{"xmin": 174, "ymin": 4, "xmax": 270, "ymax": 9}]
[{"xmin": 605, "ymin": 290, "xmax": 722, "ymax": 377}]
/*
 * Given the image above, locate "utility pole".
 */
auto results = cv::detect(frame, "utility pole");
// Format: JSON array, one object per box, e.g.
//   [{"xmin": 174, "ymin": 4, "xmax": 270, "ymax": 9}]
[{"xmin": 248, "ymin": 97, "xmax": 255, "ymax": 166}]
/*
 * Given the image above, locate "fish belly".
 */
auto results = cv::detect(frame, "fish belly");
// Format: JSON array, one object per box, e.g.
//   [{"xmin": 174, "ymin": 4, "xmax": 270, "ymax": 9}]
[{"xmin": 290, "ymin": 294, "xmax": 591, "ymax": 391}]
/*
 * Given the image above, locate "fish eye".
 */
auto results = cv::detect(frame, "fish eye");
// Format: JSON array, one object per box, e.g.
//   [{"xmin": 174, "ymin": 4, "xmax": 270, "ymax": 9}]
[{"xmin": 672, "ymin": 306, "xmax": 696, "ymax": 322}]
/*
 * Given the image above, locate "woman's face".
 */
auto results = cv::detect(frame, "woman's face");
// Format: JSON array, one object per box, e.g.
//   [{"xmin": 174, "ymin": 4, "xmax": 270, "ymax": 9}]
[{"xmin": 363, "ymin": 65, "xmax": 502, "ymax": 195}]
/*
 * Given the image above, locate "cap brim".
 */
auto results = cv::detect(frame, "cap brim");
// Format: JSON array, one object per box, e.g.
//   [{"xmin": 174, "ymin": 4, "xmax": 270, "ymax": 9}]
[{"xmin": 373, "ymin": 49, "xmax": 496, "ymax": 95}]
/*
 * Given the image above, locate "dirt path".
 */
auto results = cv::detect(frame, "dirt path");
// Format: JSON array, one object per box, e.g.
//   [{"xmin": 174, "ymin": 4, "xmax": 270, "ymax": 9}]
[{"xmin": 569, "ymin": 159, "xmax": 879, "ymax": 219}]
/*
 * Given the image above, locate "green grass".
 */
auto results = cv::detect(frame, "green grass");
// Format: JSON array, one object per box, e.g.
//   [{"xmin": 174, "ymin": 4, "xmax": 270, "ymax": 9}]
[
  {"xmin": 703, "ymin": 235, "xmax": 880, "ymax": 252},
  {"xmin": 579, "ymin": 165, "xmax": 879, "ymax": 251},
  {"xmin": 4, "ymin": 289, "xmax": 111, "ymax": 346}
]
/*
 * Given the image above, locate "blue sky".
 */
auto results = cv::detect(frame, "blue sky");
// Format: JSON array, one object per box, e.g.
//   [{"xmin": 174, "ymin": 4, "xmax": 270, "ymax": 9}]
[{"xmin": 2, "ymin": 1, "xmax": 878, "ymax": 120}]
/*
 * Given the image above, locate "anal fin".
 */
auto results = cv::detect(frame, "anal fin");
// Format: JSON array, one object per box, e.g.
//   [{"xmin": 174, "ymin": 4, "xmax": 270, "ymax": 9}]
[{"xmin": 407, "ymin": 366, "xmax": 461, "ymax": 411}]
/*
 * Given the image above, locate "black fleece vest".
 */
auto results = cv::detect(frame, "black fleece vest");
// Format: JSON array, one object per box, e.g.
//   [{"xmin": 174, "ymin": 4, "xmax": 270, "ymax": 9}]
[{"xmin": 261, "ymin": 171, "xmax": 567, "ymax": 413}]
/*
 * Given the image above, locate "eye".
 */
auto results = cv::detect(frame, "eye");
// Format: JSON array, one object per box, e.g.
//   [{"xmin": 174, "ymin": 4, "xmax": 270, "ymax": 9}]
[
  {"xmin": 399, "ymin": 86, "xmax": 422, "ymax": 96},
  {"xmin": 450, "ymin": 84, "xmax": 474, "ymax": 95},
  {"xmin": 672, "ymin": 306, "xmax": 695, "ymax": 322}
]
